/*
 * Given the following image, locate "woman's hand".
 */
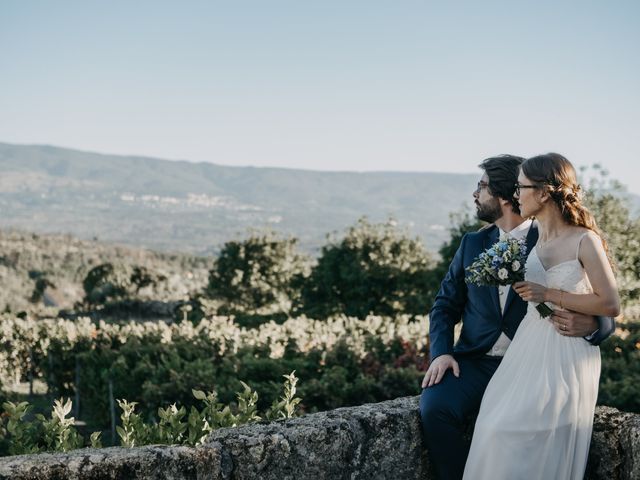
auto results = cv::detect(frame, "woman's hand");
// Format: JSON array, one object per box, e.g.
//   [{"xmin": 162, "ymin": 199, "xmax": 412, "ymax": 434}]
[{"xmin": 513, "ymin": 281, "xmax": 549, "ymax": 303}]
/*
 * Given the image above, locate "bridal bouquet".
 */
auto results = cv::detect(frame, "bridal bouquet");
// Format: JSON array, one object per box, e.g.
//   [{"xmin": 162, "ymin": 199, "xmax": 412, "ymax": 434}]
[
  {"xmin": 465, "ymin": 237, "xmax": 553, "ymax": 317},
  {"xmin": 465, "ymin": 237, "xmax": 527, "ymax": 286}
]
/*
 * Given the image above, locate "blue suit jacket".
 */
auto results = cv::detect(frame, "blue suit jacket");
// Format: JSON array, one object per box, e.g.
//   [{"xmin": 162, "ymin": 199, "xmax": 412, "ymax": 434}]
[{"xmin": 429, "ymin": 223, "xmax": 614, "ymax": 360}]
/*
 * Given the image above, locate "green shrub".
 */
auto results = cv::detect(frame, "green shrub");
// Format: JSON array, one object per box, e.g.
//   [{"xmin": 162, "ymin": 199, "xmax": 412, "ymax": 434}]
[
  {"xmin": 206, "ymin": 231, "xmax": 310, "ymax": 316},
  {"xmin": 599, "ymin": 322, "xmax": 640, "ymax": 413},
  {"xmin": 298, "ymin": 218, "xmax": 436, "ymax": 319}
]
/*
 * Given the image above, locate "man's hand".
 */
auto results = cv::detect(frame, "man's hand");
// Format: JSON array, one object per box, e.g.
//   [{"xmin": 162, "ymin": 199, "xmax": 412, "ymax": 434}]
[
  {"xmin": 421, "ymin": 354, "xmax": 460, "ymax": 388},
  {"xmin": 550, "ymin": 309, "xmax": 598, "ymax": 337}
]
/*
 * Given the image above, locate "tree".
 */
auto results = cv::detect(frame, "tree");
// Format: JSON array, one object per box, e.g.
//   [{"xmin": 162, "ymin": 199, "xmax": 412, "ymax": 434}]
[
  {"xmin": 82, "ymin": 264, "xmax": 167, "ymax": 306},
  {"xmin": 130, "ymin": 266, "xmax": 167, "ymax": 294},
  {"xmin": 431, "ymin": 210, "xmax": 485, "ymax": 285},
  {"xmin": 298, "ymin": 218, "xmax": 436, "ymax": 319},
  {"xmin": 28, "ymin": 270, "xmax": 55, "ymax": 304},
  {"xmin": 82, "ymin": 263, "xmax": 131, "ymax": 305},
  {"xmin": 206, "ymin": 231, "xmax": 310, "ymax": 315},
  {"xmin": 581, "ymin": 166, "xmax": 640, "ymax": 310}
]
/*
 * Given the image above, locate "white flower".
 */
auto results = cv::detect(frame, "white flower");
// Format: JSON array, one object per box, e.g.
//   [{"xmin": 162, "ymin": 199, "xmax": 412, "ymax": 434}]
[
  {"xmin": 511, "ymin": 260, "xmax": 521, "ymax": 272},
  {"xmin": 498, "ymin": 268, "xmax": 509, "ymax": 280}
]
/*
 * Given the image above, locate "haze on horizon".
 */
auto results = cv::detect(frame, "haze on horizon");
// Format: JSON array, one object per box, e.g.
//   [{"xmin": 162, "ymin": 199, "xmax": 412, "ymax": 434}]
[{"xmin": 1, "ymin": 1, "xmax": 639, "ymax": 193}]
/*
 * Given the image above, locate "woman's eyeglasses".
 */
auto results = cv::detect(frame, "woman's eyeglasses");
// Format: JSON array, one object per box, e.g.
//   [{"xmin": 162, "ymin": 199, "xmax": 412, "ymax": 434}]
[{"xmin": 514, "ymin": 183, "xmax": 540, "ymax": 196}]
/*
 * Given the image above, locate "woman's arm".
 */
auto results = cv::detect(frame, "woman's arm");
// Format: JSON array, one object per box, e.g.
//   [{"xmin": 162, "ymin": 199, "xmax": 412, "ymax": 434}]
[
  {"xmin": 546, "ymin": 231, "xmax": 620, "ymax": 317},
  {"xmin": 515, "ymin": 231, "xmax": 620, "ymax": 317}
]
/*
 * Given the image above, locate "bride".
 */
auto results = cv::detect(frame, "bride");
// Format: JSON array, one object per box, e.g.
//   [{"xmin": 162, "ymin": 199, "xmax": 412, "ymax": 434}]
[{"xmin": 462, "ymin": 153, "xmax": 620, "ymax": 479}]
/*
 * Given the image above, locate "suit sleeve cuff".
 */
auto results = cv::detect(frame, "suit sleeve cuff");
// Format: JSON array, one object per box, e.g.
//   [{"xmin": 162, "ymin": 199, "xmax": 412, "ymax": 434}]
[{"xmin": 584, "ymin": 328, "xmax": 600, "ymax": 342}]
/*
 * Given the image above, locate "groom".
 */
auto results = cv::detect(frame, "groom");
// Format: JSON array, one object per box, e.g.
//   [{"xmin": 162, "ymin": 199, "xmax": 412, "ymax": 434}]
[{"xmin": 419, "ymin": 154, "xmax": 615, "ymax": 480}]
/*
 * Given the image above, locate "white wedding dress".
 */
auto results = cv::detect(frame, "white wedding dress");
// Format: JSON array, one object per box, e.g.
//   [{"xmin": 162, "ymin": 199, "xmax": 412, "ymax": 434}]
[{"xmin": 463, "ymin": 237, "xmax": 601, "ymax": 480}]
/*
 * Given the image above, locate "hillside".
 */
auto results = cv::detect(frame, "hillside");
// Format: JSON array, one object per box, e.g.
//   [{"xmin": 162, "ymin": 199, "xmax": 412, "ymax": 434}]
[
  {"xmin": 0, "ymin": 229, "xmax": 211, "ymax": 314},
  {"xmin": 0, "ymin": 142, "xmax": 478, "ymax": 254}
]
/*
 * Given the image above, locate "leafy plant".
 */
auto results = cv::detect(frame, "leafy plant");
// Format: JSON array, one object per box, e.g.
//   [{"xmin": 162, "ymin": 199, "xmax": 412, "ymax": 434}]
[
  {"xmin": 155, "ymin": 404, "xmax": 188, "ymax": 445},
  {"xmin": 89, "ymin": 431, "xmax": 102, "ymax": 448},
  {"xmin": 1, "ymin": 373, "xmax": 304, "ymax": 457},
  {"xmin": 3, "ymin": 401, "xmax": 41, "ymax": 455},
  {"xmin": 36, "ymin": 398, "xmax": 82, "ymax": 452},
  {"xmin": 116, "ymin": 399, "xmax": 148, "ymax": 448},
  {"xmin": 266, "ymin": 371, "xmax": 301, "ymax": 420}
]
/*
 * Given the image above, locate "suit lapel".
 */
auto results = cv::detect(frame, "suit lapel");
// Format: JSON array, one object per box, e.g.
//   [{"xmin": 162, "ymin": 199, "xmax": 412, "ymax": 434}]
[
  {"xmin": 502, "ymin": 221, "xmax": 539, "ymax": 317},
  {"xmin": 484, "ymin": 226, "xmax": 502, "ymax": 316}
]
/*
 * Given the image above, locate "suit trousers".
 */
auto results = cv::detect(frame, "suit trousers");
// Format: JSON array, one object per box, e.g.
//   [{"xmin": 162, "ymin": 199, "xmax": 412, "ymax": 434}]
[{"xmin": 419, "ymin": 355, "xmax": 502, "ymax": 480}]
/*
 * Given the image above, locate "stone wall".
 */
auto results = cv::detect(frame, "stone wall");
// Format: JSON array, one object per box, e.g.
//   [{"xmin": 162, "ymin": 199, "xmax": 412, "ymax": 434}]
[{"xmin": 0, "ymin": 396, "xmax": 638, "ymax": 479}]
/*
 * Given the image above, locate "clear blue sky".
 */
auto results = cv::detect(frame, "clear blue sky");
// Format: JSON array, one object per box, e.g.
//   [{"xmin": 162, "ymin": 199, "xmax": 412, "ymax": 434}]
[{"xmin": 2, "ymin": 1, "xmax": 639, "ymax": 193}]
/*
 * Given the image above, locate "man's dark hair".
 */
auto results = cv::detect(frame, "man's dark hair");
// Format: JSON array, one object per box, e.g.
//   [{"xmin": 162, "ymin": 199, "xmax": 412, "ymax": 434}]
[{"xmin": 478, "ymin": 154, "xmax": 524, "ymax": 214}]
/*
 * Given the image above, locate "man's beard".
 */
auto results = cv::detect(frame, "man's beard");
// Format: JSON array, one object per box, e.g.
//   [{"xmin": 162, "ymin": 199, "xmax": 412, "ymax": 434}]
[{"xmin": 476, "ymin": 198, "xmax": 503, "ymax": 223}]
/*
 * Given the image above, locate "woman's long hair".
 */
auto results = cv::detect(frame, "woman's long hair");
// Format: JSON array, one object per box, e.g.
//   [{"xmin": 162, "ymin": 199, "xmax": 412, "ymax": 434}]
[{"xmin": 521, "ymin": 153, "xmax": 614, "ymax": 268}]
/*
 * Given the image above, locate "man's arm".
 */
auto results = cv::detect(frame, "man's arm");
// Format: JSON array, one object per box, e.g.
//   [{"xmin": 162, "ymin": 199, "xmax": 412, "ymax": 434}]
[
  {"xmin": 550, "ymin": 310, "xmax": 616, "ymax": 345},
  {"xmin": 428, "ymin": 234, "xmax": 469, "ymax": 361},
  {"xmin": 586, "ymin": 315, "xmax": 616, "ymax": 346},
  {"xmin": 422, "ymin": 235, "xmax": 470, "ymax": 388}
]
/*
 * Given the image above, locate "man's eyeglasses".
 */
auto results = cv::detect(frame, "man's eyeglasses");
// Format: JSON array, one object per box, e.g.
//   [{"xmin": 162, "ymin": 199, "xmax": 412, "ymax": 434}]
[
  {"xmin": 514, "ymin": 183, "xmax": 540, "ymax": 196},
  {"xmin": 475, "ymin": 181, "xmax": 490, "ymax": 194}
]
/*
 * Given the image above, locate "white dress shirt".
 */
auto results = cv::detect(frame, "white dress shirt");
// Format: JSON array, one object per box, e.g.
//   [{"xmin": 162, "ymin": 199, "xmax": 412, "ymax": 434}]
[{"xmin": 486, "ymin": 219, "xmax": 532, "ymax": 357}]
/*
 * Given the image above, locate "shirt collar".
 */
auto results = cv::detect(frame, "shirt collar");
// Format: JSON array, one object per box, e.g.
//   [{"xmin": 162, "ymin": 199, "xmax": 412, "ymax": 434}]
[{"xmin": 499, "ymin": 219, "xmax": 532, "ymax": 241}]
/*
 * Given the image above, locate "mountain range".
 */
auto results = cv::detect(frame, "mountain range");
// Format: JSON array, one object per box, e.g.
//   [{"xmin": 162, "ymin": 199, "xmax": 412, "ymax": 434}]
[
  {"xmin": 4, "ymin": 142, "xmax": 636, "ymax": 256},
  {"xmin": 0, "ymin": 142, "xmax": 484, "ymax": 255}
]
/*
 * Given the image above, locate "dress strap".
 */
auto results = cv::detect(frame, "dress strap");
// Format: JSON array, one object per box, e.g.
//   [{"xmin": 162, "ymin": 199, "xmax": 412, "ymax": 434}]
[{"xmin": 575, "ymin": 231, "xmax": 590, "ymax": 260}]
